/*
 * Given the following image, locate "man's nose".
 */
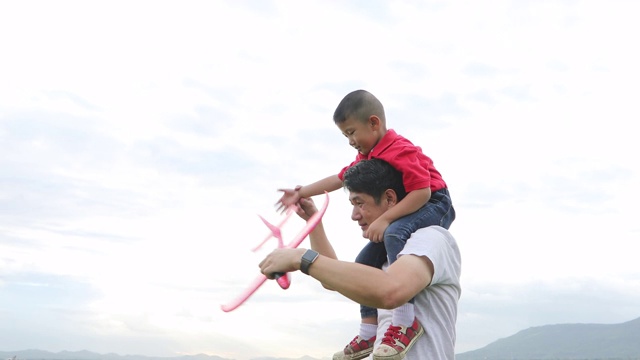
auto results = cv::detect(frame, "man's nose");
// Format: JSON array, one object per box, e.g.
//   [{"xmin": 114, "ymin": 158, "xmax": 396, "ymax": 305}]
[{"xmin": 351, "ymin": 206, "xmax": 361, "ymax": 221}]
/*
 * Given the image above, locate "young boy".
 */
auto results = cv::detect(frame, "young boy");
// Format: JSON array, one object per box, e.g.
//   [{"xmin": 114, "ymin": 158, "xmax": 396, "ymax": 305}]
[{"xmin": 277, "ymin": 89, "xmax": 455, "ymax": 360}]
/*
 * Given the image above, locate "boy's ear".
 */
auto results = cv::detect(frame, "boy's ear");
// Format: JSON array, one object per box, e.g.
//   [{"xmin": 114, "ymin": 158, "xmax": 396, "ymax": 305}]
[{"xmin": 369, "ymin": 115, "xmax": 381, "ymax": 129}]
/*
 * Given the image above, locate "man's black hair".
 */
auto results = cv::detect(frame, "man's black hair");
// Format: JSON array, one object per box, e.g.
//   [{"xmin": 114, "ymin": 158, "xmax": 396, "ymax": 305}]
[{"xmin": 343, "ymin": 158, "xmax": 407, "ymax": 204}]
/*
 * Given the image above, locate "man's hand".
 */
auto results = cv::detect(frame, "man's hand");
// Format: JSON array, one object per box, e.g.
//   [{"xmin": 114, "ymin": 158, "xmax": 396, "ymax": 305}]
[
  {"xmin": 294, "ymin": 197, "xmax": 318, "ymax": 221},
  {"xmin": 364, "ymin": 217, "xmax": 390, "ymax": 243},
  {"xmin": 276, "ymin": 185, "xmax": 302, "ymax": 213},
  {"xmin": 259, "ymin": 248, "xmax": 305, "ymax": 278}
]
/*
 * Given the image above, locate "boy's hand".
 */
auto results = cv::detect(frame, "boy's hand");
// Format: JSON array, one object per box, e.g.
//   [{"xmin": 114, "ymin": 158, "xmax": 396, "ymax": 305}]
[
  {"xmin": 276, "ymin": 185, "xmax": 302, "ymax": 213},
  {"xmin": 364, "ymin": 218, "xmax": 390, "ymax": 243}
]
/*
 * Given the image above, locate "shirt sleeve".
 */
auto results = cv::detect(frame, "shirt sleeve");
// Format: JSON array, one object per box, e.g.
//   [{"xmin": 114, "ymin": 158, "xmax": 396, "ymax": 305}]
[
  {"xmin": 398, "ymin": 226, "xmax": 461, "ymax": 287},
  {"xmin": 337, "ymin": 156, "xmax": 363, "ymax": 181}
]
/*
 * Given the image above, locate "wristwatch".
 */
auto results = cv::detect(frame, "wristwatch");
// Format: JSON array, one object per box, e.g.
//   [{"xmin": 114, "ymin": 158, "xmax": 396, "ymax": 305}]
[{"xmin": 300, "ymin": 249, "xmax": 319, "ymax": 275}]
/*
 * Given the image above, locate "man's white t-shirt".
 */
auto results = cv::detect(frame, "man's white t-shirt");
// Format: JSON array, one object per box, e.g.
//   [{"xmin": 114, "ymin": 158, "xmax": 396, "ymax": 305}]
[{"xmin": 367, "ymin": 226, "xmax": 462, "ymax": 360}]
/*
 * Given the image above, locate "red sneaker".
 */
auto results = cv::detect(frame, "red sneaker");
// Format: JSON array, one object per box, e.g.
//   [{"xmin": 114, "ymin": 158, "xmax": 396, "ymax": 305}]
[
  {"xmin": 333, "ymin": 335, "xmax": 376, "ymax": 360},
  {"xmin": 372, "ymin": 318, "xmax": 424, "ymax": 360}
]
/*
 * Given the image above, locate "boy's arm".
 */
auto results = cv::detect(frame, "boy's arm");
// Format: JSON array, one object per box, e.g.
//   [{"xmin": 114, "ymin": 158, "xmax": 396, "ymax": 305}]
[
  {"xmin": 277, "ymin": 174, "xmax": 342, "ymax": 211},
  {"xmin": 298, "ymin": 174, "xmax": 343, "ymax": 198},
  {"xmin": 366, "ymin": 187, "xmax": 431, "ymax": 242}
]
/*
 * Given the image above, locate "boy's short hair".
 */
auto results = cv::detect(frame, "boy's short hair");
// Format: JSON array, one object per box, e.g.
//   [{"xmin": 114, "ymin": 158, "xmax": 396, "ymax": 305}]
[
  {"xmin": 343, "ymin": 159, "xmax": 407, "ymax": 204},
  {"xmin": 333, "ymin": 89, "xmax": 386, "ymax": 125}
]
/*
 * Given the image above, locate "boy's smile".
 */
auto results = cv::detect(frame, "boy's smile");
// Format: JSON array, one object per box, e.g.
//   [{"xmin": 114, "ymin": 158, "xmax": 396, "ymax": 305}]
[{"xmin": 336, "ymin": 116, "xmax": 383, "ymax": 156}]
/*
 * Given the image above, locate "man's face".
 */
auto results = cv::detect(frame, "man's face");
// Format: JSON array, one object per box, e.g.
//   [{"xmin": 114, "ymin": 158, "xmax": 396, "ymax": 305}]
[{"xmin": 349, "ymin": 191, "xmax": 388, "ymax": 237}]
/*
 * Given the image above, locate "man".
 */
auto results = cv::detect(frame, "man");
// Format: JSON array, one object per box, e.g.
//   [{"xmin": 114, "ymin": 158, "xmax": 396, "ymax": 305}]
[{"xmin": 260, "ymin": 159, "xmax": 462, "ymax": 360}]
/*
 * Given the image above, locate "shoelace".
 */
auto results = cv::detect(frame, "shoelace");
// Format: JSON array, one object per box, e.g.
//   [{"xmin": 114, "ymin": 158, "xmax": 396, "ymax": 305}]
[{"xmin": 381, "ymin": 325, "xmax": 403, "ymax": 346}]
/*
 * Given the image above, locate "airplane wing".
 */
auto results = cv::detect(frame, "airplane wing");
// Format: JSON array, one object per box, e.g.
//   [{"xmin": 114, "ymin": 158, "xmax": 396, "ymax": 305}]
[
  {"xmin": 252, "ymin": 209, "xmax": 294, "ymax": 251},
  {"xmin": 220, "ymin": 193, "xmax": 329, "ymax": 312},
  {"xmin": 220, "ymin": 274, "xmax": 268, "ymax": 312},
  {"xmin": 284, "ymin": 192, "xmax": 329, "ymax": 249}
]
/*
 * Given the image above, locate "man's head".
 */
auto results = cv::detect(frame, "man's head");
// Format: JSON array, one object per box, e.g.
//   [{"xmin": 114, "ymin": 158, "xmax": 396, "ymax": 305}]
[
  {"xmin": 342, "ymin": 159, "xmax": 407, "ymax": 236},
  {"xmin": 334, "ymin": 90, "xmax": 387, "ymax": 156}
]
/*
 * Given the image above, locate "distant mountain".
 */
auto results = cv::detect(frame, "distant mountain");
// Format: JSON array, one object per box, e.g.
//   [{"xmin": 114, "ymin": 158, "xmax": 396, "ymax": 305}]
[
  {"xmin": 0, "ymin": 350, "xmax": 327, "ymax": 360},
  {"xmin": 458, "ymin": 316, "xmax": 640, "ymax": 360},
  {"xmin": 0, "ymin": 351, "xmax": 228, "ymax": 360},
  {"xmin": 10, "ymin": 316, "xmax": 639, "ymax": 360},
  {"xmin": 250, "ymin": 357, "xmax": 322, "ymax": 360}
]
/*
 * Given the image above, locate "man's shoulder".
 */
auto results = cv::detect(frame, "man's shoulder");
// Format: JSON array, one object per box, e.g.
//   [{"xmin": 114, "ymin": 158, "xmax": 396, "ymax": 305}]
[
  {"xmin": 411, "ymin": 226, "xmax": 454, "ymax": 241},
  {"xmin": 403, "ymin": 226, "xmax": 460, "ymax": 260}
]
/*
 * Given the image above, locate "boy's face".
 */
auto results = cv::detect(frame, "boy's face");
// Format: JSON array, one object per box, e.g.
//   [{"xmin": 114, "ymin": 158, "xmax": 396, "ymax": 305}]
[{"xmin": 336, "ymin": 116, "xmax": 381, "ymax": 156}]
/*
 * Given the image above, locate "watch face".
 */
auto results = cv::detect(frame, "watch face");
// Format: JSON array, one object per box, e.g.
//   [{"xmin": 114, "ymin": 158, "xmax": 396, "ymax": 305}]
[
  {"xmin": 303, "ymin": 250, "xmax": 316, "ymax": 262},
  {"xmin": 301, "ymin": 250, "xmax": 318, "ymax": 275}
]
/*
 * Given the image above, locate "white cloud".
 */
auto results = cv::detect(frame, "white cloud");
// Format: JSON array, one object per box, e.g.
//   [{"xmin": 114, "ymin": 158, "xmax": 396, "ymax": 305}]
[{"xmin": 1, "ymin": 1, "xmax": 640, "ymax": 359}]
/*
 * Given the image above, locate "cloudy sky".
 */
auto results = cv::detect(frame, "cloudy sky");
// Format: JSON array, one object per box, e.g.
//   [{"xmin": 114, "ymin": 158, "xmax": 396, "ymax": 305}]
[{"xmin": 1, "ymin": 1, "xmax": 639, "ymax": 359}]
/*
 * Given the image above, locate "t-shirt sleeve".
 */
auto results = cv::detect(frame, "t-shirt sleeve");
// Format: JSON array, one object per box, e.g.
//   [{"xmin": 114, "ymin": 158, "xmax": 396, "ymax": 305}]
[
  {"xmin": 398, "ymin": 226, "xmax": 461, "ymax": 287},
  {"xmin": 379, "ymin": 146, "xmax": 432, "ymax": 192}
]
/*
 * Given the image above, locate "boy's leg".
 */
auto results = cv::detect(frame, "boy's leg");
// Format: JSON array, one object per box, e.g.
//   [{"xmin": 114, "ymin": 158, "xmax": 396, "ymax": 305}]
[
  {"xmin": 386, "ymin": 188, "xmax": 455, "ymax": 246},
  {"xmin": 333, "ymin": 243, "xmax": 385, "ymax": 360},
  {"xmin": 355, "ymin": 241, "xmax": 387, "ymax": 321},
  {"xmin": 430, "ymin": 188, "xmax": 455, "ymax": 229},
  {"xmin": 383, "ymin": 218, "xmax": 417, "ymax": 327},
  {"xmin": 372, "ymin": 216, "xmax": 424, "ymax": 360}
]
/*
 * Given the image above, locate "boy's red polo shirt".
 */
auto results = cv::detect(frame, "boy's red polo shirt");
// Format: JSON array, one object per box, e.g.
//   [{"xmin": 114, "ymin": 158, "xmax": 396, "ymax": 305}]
[{"xmin": 338, "ymin": 129, "xmax": 446, "ymax": 193}]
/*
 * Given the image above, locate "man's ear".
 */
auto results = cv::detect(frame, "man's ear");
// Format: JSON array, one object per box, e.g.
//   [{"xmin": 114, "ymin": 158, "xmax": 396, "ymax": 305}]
[{"xmin": 384, "ymin": 189, "xmax": 398, "ymax": 207}]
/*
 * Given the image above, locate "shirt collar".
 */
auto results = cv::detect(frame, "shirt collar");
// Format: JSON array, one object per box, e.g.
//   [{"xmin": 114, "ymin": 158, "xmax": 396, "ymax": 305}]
[{"xmin": 366, "ymin": 129, "xmax": 397, "ymax": 159}]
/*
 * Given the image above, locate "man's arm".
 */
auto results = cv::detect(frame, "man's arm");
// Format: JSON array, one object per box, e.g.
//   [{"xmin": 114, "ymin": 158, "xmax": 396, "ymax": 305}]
[
  {"xmin": 293, "ymin": 197, "xmax": 337, "ymax": 260},
  {"xmin": 292, "ymin": 197, "xmax": 338, "ymax": 290},
  {"xmin": 259, "ymin": 247, "xmax": 433, "ymax": 310},
  {"xmin": 304, "ymin": 216, "xmax": 337, "ymax": 261}
]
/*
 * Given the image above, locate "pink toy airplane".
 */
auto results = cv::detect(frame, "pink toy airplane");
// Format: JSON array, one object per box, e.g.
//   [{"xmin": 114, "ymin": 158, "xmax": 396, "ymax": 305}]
[{"xmin": 220, "ymin": 192, "xmax": 329, "ymax": 312}]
